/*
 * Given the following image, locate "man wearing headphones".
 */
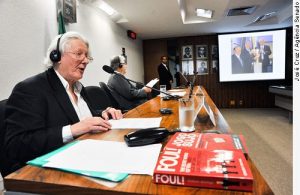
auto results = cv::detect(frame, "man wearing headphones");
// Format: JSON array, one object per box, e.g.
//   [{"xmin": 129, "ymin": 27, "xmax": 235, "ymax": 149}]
[
  {"xmin": 3, "ymin": 32, "xmax": 122, "ymax": 176},
  {"xmin": 107, "ymin": 55, "xmax": 152, "ymax": 110}
]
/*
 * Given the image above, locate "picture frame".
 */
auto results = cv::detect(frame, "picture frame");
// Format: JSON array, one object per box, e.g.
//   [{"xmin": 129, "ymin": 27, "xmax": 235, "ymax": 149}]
[
  {"xmin": 196, "ymin": 45, "xmax": 208, "ymax": 59},
  {"xmin": 182, "ymin": 60, "xmax": 194, "ymax": 75},
  {"xmin": 212, "ymin": 60, "xmax": 218, "ymax": 73},
  {"xmin": 182, "ymin": 45, "xmax": 193, "ymax": 60},
  {"xmin": 196, "ymin": 60, "xmax": 208, "ymax": 75},
  {"xmin": 211, "ymin": 45, "xmax": 218, "ymax": 60}
]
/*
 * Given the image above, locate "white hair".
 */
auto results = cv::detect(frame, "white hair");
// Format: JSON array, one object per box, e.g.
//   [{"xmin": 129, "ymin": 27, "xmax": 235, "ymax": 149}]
[{"xmin": 44, "ymin": 31, "xmax": 91, "ymax": 68}]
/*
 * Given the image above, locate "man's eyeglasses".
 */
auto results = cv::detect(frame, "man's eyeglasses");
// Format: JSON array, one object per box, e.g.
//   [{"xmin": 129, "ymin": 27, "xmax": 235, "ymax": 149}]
[{"xmin": 65, "ymin": 51, "xmax": 94, "ymax": 62}]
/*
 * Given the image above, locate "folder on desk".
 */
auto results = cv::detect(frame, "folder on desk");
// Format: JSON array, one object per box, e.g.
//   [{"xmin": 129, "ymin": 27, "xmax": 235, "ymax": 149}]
[{"xmin": 27, "ymin": 141, "xmax": 128, "ymax": 182}]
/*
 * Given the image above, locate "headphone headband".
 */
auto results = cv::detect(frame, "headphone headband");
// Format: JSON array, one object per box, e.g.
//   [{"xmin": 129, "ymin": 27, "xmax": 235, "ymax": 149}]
[{"xmin": 50, "ymin": 34, "xmax": 63, "ymax": 63}]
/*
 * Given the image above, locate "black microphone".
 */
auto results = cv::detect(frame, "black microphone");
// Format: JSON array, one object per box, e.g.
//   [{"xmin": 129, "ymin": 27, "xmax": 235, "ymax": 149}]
[
  {"xmin": 102, "ymin": 65, "xmax": 144, "ymax": 86},
  {"xmin": 102, "ymin": 65, "xmax": 180, "ymax": 99},
  {"xmin": 102, "ymin": 65, "xmax": 114, "ymax": 74}
]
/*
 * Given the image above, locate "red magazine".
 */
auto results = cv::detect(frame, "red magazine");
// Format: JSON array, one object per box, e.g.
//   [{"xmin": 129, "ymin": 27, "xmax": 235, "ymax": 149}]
[
  {"xmin": 153, "ymin": 132, "xmax": 253, "ymax": 191},
  {"xmin": 153, "ymin": 147, "xmax": 253, "ymax": 191},
  {"xmin": 165, "ymin": 132, "xmax": 249, "ymax": 158}
]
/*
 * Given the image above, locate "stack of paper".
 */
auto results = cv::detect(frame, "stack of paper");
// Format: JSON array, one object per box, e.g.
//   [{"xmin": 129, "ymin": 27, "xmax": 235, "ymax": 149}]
[{"xmin": 28, "ymin": 139, "xmax": 162, "ymax": 181}]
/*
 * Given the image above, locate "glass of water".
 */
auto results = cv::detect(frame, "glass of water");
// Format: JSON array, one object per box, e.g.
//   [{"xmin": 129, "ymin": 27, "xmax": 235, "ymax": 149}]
[
  {"xmin": 160, "ymin": 85, "xmax": 167, "ymax": 97},
  {"xmin": 178, "ymin": 98, "xmax": 195, "ymax": 132}
]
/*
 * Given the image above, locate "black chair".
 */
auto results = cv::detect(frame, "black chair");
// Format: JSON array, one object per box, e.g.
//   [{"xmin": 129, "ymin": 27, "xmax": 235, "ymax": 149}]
[
  {"xmin": 85, "ymin": 86, "xmax": 118, "ymax": 114},
  {"xmin": 99, "ymin": 82, "xmax": 120, "ymax": 110},
  {"xmin": 0, "ymin": 99, "xmax": 8, "ymax": 176}
]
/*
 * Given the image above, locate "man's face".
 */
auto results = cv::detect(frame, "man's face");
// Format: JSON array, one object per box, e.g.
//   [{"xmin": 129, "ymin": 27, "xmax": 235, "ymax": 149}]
[
  {"xmin": 119, "ymin": 63, "xmax": 128, "ymax": 75},
  {"xmin": 185, "ymin": 47, "xmax": 191, "ymax": 55},
  {"xmin": 234, "ymin": 47, "xmax": 241, "ymax": 55},
  {"xmin": 162, "ymin": 57, "xmax": 168, "ymax": 64},
  {"xmin": 245, "ymin": 42, "xmax": 251, "ymax": 49},
  {"xmin": 198, "ymin": 48, "xmax": 204, "ymax": 55},
  {"xmin": 259, "ymin": 39, "xmax": 265, "ymax": 45},
  {"xmin": 57, "ymin": 39, "xmax": 90, "ymax": 83}
]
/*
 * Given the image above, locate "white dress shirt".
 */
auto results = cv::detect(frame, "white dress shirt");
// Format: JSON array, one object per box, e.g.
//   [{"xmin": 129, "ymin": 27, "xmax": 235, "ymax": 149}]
[
  {"xmin": 162, "ymin": 63, "xmax": 168, "ymax": 70},
  {"xmin": 55, "ymin": 70, "xmax": 92, "ymax": 143}
]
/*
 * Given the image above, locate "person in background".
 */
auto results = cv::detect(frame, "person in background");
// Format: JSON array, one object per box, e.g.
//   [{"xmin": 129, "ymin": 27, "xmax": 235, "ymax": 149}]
[
  {"xmin": 231, "ymin": 45, "xmax": 245, "ymax": 74},
  {"xmin": 157, "ymin": 56, "xmax": 173, "ymax": 90},
  {"xmin": 3, "ymin": 31, "xmax": 122, "ymax": 176},
  {"xmin": 257, "ymin": 38, "xmax": 272, "ymax": 72},
  {"xmin": 241, "ymin": 40, "xmax": 255, "ymax": 73},
  {"xmin": 107, "ymin": 55, "xmax": 152, "ymax": 110}
]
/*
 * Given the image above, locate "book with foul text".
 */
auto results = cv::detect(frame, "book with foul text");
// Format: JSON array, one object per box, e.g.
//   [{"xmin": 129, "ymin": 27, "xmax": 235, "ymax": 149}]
[
  {"xmin": 153, "ymin": 132, "xmax": 253, "ymax": 191},
  {"xmin": 164, "ymin": 132, "xmax": 249, "ymax": 158}
]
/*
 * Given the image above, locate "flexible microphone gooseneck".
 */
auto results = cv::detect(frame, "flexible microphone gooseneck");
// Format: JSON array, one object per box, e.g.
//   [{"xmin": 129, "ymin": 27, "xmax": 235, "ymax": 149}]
[
  {"xmin": 102, "ymin": 65, "xmax": 180, "ymax": 99},
  {"xmin": 189, "ymin": 71, "xmax": 197, "ymax": 99},
  {"xmin": 179, "ymin": 71, "xmax": 190, "ymax": 86}
]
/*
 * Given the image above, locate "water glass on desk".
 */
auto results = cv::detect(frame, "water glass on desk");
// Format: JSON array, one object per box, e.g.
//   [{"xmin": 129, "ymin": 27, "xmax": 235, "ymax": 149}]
[
  {"xmin": 178, "ymin": 98, "xmax": 195, "ymax": 132},
  {"xmin": 160, "ymin": 85, "xmax": 167, "ymax": 97}
]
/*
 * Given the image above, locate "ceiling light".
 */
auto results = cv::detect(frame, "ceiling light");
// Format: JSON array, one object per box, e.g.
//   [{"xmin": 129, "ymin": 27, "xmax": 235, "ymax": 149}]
[
  {"xmin": 253, "ymin": 12, "xmax": 276, "ymax": 23},
  {"xmin": 99, "ymin": 1, "xmax": 116, "ymax": 16},
  {"xmin": 196, "ymin": 8, "xmax": 213, "ymax": 19}
]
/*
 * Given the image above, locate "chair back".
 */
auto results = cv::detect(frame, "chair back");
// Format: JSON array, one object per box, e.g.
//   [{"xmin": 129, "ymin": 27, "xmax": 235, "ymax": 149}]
[
  {"xmin": 85, "ymin": 86, "xmax": 115, "ymax": 113},
  {"xmin": 99, "ymin": 82, "xmax": 120, "ymax": 109}
]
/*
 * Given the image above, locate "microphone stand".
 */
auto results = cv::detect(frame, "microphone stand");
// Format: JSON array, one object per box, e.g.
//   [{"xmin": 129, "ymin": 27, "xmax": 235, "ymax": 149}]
[
  {"xmin": 179, "ymin": 71, "xmax": 190, "ymax": 87},
  {"xmin": 189, "ymin": 71, "xmax": 197, "ymax": 99}
]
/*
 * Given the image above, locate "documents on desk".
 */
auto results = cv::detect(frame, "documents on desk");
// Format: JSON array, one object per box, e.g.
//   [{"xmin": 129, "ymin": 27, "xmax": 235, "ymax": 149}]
[
  {"xmin": 109, "ymin": 117, "xmax": 162, "ymax": 129},
  {"xmin": 42, "ymin": 139, "xmax": 162, "ymax": 176}
]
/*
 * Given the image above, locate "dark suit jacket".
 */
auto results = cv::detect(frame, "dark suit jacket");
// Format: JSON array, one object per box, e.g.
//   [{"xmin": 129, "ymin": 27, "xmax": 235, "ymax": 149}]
[
  {"xmin": 3, "ymin": 68, "xmax": 97, "ymax": 176},
  {"xmin": 231, "ymin": 54, "xmax": 244, "ymax": 74},
  {"xmin": 157, "ymin": 63, "xmax": 173, "ymax": 90},
  {"xmin": 241, "ymin": 49, "xmax": 254, "ymax": 73},
  {"xmin": 257, "ymin": 45, "xmax": 272, "ymax": 72},
  {"xmin": 107, "ymin": 73, "xmax": 147, "ymax": 110}
]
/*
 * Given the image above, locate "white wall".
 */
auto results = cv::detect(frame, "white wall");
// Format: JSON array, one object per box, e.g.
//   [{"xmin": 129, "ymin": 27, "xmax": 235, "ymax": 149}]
[{"xmin": 0, "ymin": 0, "xmax": 144, "ymax": 100}]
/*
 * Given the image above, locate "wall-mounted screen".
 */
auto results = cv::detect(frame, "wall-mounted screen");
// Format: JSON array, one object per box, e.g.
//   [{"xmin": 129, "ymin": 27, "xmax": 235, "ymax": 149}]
[{"xmin": 218, "ymin": 29, "xmax": 286, "ymax": 82}]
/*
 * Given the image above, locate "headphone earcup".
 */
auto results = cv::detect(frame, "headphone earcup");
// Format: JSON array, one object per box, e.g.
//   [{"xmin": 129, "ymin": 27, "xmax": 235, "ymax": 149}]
[{"xmin": 50, "ymin": 50, "xmax": 61, "ymax": 62}]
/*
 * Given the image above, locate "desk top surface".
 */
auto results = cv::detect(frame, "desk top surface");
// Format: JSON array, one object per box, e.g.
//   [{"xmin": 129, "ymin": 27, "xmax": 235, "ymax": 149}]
[{"xmin": 4, "ymin": 86, "xmax": 273, "ymax": 195}]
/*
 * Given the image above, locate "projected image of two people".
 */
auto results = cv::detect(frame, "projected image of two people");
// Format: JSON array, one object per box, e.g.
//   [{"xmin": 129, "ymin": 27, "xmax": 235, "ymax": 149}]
[{"xmin": 231, "ymin": 36, "xmax": 273, "ymax": 74}]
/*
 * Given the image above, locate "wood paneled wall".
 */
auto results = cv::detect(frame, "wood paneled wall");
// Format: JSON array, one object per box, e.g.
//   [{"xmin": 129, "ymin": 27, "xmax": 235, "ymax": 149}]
[{"xmin": 143, "ymin": 28, "xmax": 292, "ymax": 108}]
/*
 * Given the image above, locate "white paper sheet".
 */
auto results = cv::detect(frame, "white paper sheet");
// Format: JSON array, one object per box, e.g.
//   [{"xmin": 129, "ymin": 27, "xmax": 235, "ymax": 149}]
[
  {"xmin": 146, "ymin": 78, "xmax": 159, "ymax": 87},
  {"xmin": 44, "ymin": 140, "xmax": 162, "ymax": 175},
  {"xmin": 108, "ymin": 117, "xmax": 162, "ymax": 129}
]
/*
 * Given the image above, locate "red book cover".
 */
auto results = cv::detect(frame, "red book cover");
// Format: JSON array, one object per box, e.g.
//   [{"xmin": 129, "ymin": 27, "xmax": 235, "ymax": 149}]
[
  {"xmin": 165, "ymin": 132, "xmax": 249, "ymax": 158},
  {"xmin": 153, "ymin": 147, "xmax": 253, "ymax": 191}
]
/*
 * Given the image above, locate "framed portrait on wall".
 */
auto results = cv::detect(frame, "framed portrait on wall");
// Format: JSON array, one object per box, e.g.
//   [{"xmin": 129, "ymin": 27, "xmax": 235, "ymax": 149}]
[
  {"xmin": 211, "ymin": 45, "xmax": 218, "ymax": 60},
  {"xmin": 196, "ymin": 60, "xmax": 208, "ymax": 75},
  {"xmin": 182, "ymin": 60, "xmax": 194, "ymax": 75},
  {"xmin": 196, "ymin": 45, "xmax": 208, "ymax": 59},
  {"xmin": 182, "ymin": 45, "xmax": 193, "ymax": 60},
  {"xmin": 212, "ymin": 60, "xmax": 218, "ymax": 73}
]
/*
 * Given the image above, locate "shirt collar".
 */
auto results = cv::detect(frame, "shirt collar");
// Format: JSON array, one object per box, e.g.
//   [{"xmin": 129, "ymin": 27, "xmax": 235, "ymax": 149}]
[{"xmin": 54, "ymin": 70, "xmax": 82, "ymax": 93}]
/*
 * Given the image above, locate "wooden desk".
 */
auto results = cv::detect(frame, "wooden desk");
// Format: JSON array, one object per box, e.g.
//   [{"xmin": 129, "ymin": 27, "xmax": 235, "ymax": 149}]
[{"xmin": 4, "ymin": 86, "xmax": 274, "ymax": 195}]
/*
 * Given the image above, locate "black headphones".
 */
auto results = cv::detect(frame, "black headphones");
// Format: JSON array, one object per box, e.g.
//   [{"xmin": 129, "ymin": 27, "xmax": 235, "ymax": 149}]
[
  {"xmin": 118, "ymin": 56, "xmax": 123, "ymax": 68},
  {"xmin": 50, "ymin": 35, "xmax": 63, "ymax": 63},
  {"xmin": 110, "ymin": 55, "xmax": 126, "ymax": 69}
]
